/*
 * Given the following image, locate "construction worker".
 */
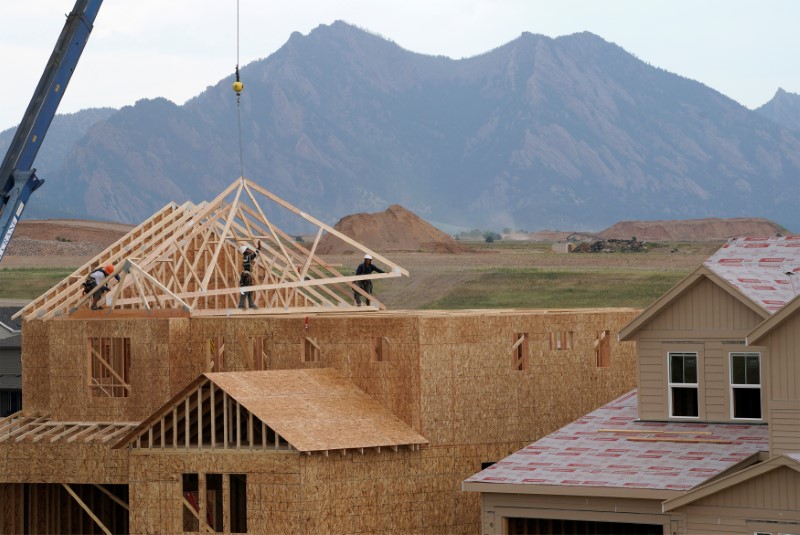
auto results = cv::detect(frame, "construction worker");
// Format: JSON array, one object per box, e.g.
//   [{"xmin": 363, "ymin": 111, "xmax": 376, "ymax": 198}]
[
  {"xmin": 238, "ymin": 242, "xmax": 261, "ymax": 309},
  {"xmin": 354, "ymin": 254, "xmax": 384, "ymax": 306},
  {"xmin": 82, "ymin": 265, "xmax": 120, "ymax": 310}
]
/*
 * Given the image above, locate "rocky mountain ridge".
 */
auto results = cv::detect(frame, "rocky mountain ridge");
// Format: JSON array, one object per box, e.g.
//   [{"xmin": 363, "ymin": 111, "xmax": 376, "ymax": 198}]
[{"xmin": 3, "ymin": 22, "xmax": 799, "ymax": 232}]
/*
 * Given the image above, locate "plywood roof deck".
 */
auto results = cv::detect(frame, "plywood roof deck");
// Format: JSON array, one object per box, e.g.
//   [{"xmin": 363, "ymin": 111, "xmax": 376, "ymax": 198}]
[
  {"xmin": 14, "ymin": 177, "xmax": 408, "ymax": 322},
  {"xmin": 114, "ymin": 369, "xmax": 427, "ymax": 455}
]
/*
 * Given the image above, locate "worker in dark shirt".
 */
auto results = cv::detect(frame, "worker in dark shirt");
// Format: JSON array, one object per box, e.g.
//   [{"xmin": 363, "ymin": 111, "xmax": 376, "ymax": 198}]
[
  {"xmin": 238, "ymin": 242, "xmax": 261, "ymax": 309},
  {"xmin": 82, "ymin": 264, "xmax": 120, "ymax": 310},
  {"xmin": 354, "ymin": 254, "xmax": 384, "ymax": 306}
]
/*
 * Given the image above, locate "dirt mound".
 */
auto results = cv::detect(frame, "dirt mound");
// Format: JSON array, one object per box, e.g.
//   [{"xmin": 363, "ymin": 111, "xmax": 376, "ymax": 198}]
[
  {"xmin": 317, "ymin": 205, "xmax": 477, "ymax": 254},
  {"xmin": 4, "ymin": 219, "xmax": 132, "ymax": 260},
  {"xmin": 598, "ymin": 218, "xmax": 788, "ymax": 242}
]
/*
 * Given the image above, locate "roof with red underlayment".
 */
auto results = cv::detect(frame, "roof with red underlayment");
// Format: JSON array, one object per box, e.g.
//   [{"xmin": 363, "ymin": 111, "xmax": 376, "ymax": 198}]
[
  {"xmin": 464, "ymin": 391, "xmax": 769, "ymax": 492},
  {"xmin": 704, "ymin": 236, "xmax": 800, "ymax": 313}
]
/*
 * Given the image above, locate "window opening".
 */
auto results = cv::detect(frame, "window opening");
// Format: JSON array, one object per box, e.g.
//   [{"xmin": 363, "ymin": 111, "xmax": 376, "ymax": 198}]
[
  {"xmin": 595, "ymin": 330, "xmax": 611, "ymax": 367},
  {"xmin": 230, "ymin": 474, "xmax": 247, "ymax": 533},
  {"xmin": 206, "ymin": 474, "xmax": 223, "ymax": 532},
  {"xmin": 731, "ymin": 352, "xmax": 761, "ymax": 419},
  {"xmin": 88, "ymin": 337, "xmax": 131, "ymax": 398},
  {"xmin": 669, "ymin": 352, "xmax": 699, "ymax": 417},
  {"xmin": 251, "ymin": 336, "xmax": 267, "ymax": 370},
  {"xmin": 549, "ymin": 331, "xmax": 573, "ymax": 351},
  {"xmin": 302, "ymin": 337, "xmax": 320, "ymax": 362},
  {"xmin": 182, "ymin": 474, "xmax": 200, "ymax": 532},
  {"xmin": 512, "ymin": 333, "xmax": 528, "ymax": 370},
  {"xmin": 372, "ymin": 336, "xmax": 390, "ymax": 362},
  {"xmin": 208, "ymin": 336, "xmax": 225, "ymax": 372}
]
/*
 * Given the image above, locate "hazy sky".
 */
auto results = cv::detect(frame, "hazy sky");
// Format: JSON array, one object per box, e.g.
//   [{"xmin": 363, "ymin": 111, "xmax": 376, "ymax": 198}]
[{"xmin": 1, "ymin": 0, "xmax": 798, "ymax": 129}]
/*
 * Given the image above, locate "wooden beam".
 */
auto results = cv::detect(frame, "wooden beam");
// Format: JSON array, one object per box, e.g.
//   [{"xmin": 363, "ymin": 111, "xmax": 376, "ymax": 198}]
[
  {"xmin": 93, "ymin": 484, "xmax": 130, "ymax": 511},
  {"xmin": 62, "ymin": 484, "xmax": 112, "ymax": 535}
]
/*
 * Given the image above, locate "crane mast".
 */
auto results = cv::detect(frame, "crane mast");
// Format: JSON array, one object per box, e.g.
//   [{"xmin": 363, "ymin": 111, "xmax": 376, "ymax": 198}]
[{"xmin": 0, "ymin": 0, "xmax": 103, "ymax": 261}]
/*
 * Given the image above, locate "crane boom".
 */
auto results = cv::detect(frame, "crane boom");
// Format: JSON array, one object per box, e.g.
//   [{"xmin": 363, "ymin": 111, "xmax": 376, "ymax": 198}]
[{"xmin": 0, "ymin": 0, "xmax": 103, "ymax": 261}]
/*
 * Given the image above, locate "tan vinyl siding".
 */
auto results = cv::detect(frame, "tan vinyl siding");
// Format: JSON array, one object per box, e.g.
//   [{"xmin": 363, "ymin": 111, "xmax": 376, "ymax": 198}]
[
  {"xmin": 767, "ymin": 313, "xmax": 800, "ymax": 402},
  {"xmin": 637, "ymin": 341, "xmax": 667, "ymax": 420},
  {"xmin": 703, "ymin": 344, "xmax": 726, "ymax": 420},
  {"xmin": 644, "ymin": 278, "xmax": 763, "ymax": 334},
  {"xmin": 770, "ymin": 404, "xmax": 800, "ymax": 455},
  {"xmin": 691, "ymin": 466, "xmax": 800, "ymax": 510}
]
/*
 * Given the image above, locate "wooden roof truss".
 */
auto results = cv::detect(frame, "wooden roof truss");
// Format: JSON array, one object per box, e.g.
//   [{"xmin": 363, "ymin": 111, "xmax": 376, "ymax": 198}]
[{"xmin": 15, "ymin": 177, "xmax": 408, "ymax": 320}]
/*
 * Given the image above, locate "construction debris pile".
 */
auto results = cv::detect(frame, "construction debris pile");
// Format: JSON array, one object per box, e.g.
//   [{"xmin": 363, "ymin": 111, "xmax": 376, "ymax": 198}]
[{"xmin": 572, "ymin": 238, "xmax": 647, "ymax": 253}]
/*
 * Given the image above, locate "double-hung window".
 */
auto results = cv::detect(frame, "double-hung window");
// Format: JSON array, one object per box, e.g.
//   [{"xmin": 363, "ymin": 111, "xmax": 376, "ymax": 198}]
[
  {"xmin": 669, "ymin": 352, "xmax": 698, "ymax": 417},
  {"xmin": 730, "ymin": 352, "xmax": 761, "ymax": 419}
]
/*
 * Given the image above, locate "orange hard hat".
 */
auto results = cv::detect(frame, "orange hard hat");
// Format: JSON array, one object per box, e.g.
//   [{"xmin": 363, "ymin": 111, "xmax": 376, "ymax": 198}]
[{"xmin": 104, "ymin": 265, "xmax": 115, "ymax": 274}]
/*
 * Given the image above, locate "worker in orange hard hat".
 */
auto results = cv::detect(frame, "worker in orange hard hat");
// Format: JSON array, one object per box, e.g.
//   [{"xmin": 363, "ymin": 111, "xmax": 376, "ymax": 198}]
[{"xmin": 81, "ymin": 264, "xmax": 120, "ymax": 310}]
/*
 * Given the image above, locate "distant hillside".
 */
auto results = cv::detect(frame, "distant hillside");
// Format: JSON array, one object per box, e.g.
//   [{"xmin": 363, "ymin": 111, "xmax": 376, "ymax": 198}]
[
  {"xmin": 8, "ymin": 22, "xmax": 800, "ymax": 232},
  {"xmin": 317, "ymin": 204, "xmax": 475, "ymax": 254},
  {"xmin": 597, "ymin": 218, "xmax": 787, "ymax": 241},
  {"xmin": 756, "ymin": 88, "xmax": 800, "ymax": 131}
]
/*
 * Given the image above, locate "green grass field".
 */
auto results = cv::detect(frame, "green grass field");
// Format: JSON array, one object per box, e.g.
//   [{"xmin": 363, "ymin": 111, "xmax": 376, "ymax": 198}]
[
  {"xmin": 0, "ymin": 267, "xmax": 76, "ymax": 300},
  {"xmin": 421, "ymin": 268, "xmax": 685, "ymax": 309}
]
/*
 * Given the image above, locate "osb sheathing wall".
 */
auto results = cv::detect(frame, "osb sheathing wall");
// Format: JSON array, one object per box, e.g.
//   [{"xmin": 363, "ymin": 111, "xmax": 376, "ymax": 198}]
[
  {"xmin": 23, "ymin": 317, "xmax": 194, "ymax": 422},
  {"xmin": 19, "ymin": 309, "xmax": 638, "ymax": 534},
  {"xmin": 416, "ymin": 309, "xmax": 639, "ymax": 531},
  {"xmin": 0, "ymin": 443, "xmax": 128, "ymax": 484},
  {"xmin": 129, "ymin": 449, "xmax": 432, "ymax": 535}
]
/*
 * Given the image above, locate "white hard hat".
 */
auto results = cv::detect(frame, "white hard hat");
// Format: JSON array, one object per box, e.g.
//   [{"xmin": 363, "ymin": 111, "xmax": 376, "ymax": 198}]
[
  {"xmin": 364, "ymin": 254, "xmax": 372, "ymax": 260},
  {"xmin": 240, "ymin": 245, "xmax": 248, "ymax": 253}
]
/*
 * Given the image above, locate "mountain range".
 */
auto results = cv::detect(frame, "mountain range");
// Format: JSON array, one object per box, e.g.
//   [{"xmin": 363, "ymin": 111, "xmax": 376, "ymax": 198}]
[{"xmin": 2, "ymin": 22, "xmax": 799, "ymax": 232}]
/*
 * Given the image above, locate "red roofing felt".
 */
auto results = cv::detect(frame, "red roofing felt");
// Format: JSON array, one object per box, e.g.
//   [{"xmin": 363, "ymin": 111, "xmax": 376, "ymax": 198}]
[
  {"xmin": 465, "ymin": 391, "xmax": 768, "ymax": 491},
  {"xmin": 704, "ymin": 236, "xmax": 800, "ymax": 313}
]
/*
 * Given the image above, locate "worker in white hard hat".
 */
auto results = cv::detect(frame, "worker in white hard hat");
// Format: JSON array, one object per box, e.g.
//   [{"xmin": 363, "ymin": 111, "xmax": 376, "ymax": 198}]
[
  {"xmin": 238, "ymin": 241, "xmax": 262, "ymax": 309},
  {"xmin": 354, "ymin": 253, "xmax": 384, "ymax": 306}
]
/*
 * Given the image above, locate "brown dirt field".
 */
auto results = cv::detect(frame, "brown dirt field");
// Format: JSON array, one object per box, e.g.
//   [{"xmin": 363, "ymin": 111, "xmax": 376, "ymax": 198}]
[{"xmin": 2, "ymin": 219, "xmax": 720, "ymax": 310}]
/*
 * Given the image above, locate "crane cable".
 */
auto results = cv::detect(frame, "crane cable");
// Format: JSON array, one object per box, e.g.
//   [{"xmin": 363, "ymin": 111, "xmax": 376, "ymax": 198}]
[{"xmin": 233, "ymin": 0, "xmax": 245, "ymax": 180}]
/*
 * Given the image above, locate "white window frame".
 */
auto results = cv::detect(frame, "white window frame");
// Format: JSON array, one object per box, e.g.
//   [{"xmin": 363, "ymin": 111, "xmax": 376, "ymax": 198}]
[
  {"xmin": 668, "ymin": 352, "xmax": 699, "ymax": 419},
  {"xmin": 730, "ymin": 352, "xmax": 762, "ymax": 421}
]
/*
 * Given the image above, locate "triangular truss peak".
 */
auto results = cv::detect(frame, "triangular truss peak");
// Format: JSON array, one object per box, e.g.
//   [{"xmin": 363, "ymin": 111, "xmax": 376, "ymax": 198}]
[{"xmin": 16, "ymin": 177, "xmax": 408, "ymax": 320}]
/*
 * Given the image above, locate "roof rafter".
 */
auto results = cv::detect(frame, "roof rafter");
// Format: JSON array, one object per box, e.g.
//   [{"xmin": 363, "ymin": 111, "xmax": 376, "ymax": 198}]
[{"xmin": 20, "ymin": 177, "xmax": 408, "ymax": 319}]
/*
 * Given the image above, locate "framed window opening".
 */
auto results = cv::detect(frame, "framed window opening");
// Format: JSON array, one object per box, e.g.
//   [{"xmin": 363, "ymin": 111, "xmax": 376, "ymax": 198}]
[
  {"xmin": 182, "ymin": 473, "xmax": 247, "ymax": 533},
  {"xmin": 668, "ymin": 352, "xmax": 699, "ymax": 418},
  {"xmin": 512, "ymin": 333, "xmax": 528, "ymax": 371},
  {"xmin": 549, "ymin": 331, "xmax": 573, "ymax": 351},
  {"xmin": 88, "ymin": 337, "xmax": 131, "ymax": 398},
  {"xmin": 372, "ymin": 336, "xmax": 390, "ymax": 362},
  {"xmin": 208, "ymin": 336, "xmax": 225, "ymax": 372},
  {"xmin": 730, "ymin": 352, "xmax": 761, "ymax": 420},
  {"xmin": 594, "ymin": 330, "xmax": 611, "ymax": 367},
  {"xmin": 250, "ymin": 335, "xmax": 268, "ymax": 371},
  {"xmin": 302, "ymin": 337, "xmax": 320, "ymax": 363}
]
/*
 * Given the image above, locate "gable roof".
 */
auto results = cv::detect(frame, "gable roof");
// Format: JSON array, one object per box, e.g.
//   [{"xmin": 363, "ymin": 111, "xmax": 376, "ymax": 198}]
[
  {"xmin": 620, "ymin": 236, "xmax": 800, "ymax": 340},
  {"xmin": 114, "ymin": 368, "xmax": 427, "ymax": 455},
  {"xmin": 619, "ymin": 266, "xmax": 768, "ymax": 340},
  {"xmin": 704, "ymin": 236, "xmax": 800, "ymax": 313},
  {"xmin": 15, "ymin": 177, "xmax": 408, "ymax": 321},
  {"xmin": 747, "ymin": 291, "xmax": 800, "ymax": 345},
  {"xmin": 662, "ymin": 453, "xmax": 800, "ymax": 511},
  {"xmin": 463, "ymin": 391, "xmax": 768, "ymax": 497}
]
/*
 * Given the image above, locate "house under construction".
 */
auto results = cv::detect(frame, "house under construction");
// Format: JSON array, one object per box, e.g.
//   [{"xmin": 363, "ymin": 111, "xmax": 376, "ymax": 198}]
[{"xmin": 0, "ymin": 178, "xmax": 640, "ymax": 534}]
